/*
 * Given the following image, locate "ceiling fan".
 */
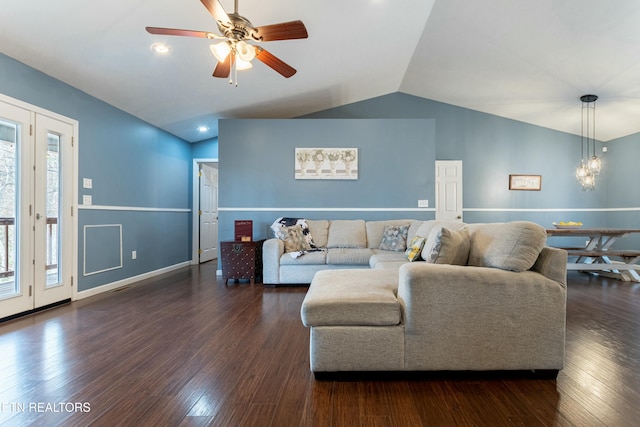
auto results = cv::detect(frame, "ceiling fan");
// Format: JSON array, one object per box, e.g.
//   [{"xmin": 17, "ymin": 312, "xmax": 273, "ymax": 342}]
[{"xmin": 146, "ymin": 0, "xmax": 308, "ymax": 83}]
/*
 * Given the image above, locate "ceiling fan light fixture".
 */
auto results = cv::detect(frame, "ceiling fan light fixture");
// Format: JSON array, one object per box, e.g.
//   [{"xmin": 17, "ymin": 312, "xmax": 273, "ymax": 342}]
[
  {"xmin": 236, "ymin": 41, "xmax": 256, "ymax": 62},
  {"xmin": 210, "ymin": 41, "xmax": 231, "ymax": 62},
  {"xmin": 235, "ymin": 58, "xmax": 253, "ymax": 71}
]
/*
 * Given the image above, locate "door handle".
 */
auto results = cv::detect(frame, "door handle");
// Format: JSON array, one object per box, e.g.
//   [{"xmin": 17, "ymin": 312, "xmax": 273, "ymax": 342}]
[{"xmin": 36, "ymin": 213, "xmax": 41, "ymax": 220}]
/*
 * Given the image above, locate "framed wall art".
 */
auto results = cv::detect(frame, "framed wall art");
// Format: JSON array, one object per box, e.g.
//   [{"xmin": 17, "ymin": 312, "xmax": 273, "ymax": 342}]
[
  {"xmin": 509, "ymin": 174, "xmax": 542, "ymax": 191},
  {"xmin": 295, "ymin": 148, "xmax": 358, "ymax": 180}
]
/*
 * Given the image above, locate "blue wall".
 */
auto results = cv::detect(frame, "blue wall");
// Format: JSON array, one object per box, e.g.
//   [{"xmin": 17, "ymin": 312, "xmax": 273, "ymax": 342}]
[
  {"xmin": 192, "ymin": 137, "xmax": 219, "ymax": 159},
  {"xmin": 0, "ymin": 53, "xmax": 193, "ymax": 291},
  {"xmin": 220, "ymin": 93, "xmax": 639, "ymax": 249},
  {"xmin": 604, "ymin": 132, "xmax": 640, "ymax": 249},
  {"xmin": 218, "ymin": 118, "xmax": 436, "ymax": 242},
  {"xmin": 303, "ymin": 93, "xmax": 639, "ymax": 248}
]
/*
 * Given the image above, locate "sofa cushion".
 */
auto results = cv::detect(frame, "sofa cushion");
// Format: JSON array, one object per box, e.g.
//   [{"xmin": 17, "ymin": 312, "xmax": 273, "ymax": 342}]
[
  {"xmin": 366, "ymin": 220, "xmax": 413, "ymax": 249},
  {"xmin": 434, "ymin": 227, "xmax": 470, "ymax": 265},
  {"xmin": 277, "ymin": 225, "xmax": 312, "ymax": 253},
  {"xmin": 405, "ymin": 236, "xmax": 426, "ymax": 262},
  {"xmin": 327, "ymin": 248, "xmax": 374, "ymax": 265},
  {"xmin": 422, "ymin": 221, "xmax": 466, "ymax": 262},
  {"xmin": 327, "ymin": 220, "xmax": 367, "ymax": 248},
  {"xmin": 378, "ymin": 224, "xmax": 410, "ymax": 252},
  {"xmin": 467, "ymin": 221, "xmax": 547, "ymax": 272},
  {"xmin": 301, "ymin": 269, "xmax": 401, "ymax": 327},
  {"xmin": 369, "ymin": 251, "xmax": 409, "ymax": 268},
  {"xmin": 408, "ymin": 220, "xmax": 439, "ymax": 243},
  {"xmin": 306, "ymin": 220, "xmax": 329, "ymax": 248},
  {"xmin": 280, "ymin": 250, "xmax": 327, "ymax": 265}
]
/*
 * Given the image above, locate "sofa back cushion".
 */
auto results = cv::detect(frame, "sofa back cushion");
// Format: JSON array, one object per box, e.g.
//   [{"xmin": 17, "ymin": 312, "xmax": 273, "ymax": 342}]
[
  {"xmin": 430, "ymin": 227, "xmax": 470, "ymax": 265},
  {"xmin": 467, "ymin": 221, "xmax": 547, "ymax": 272},
  {"xmin": 366, "ymin": 220, "xmax": 413, "ymax": 249},
  {"xmin": 327, "ymin": 220, "xmax": 367, "ymax": 248},
  {"xmin": 407, "ymin": 220, "xmax": 438, "ymax": 243},
  {"xmin": 421, "ymin": 221, "xmax": 467, "ymax": 261},
  {"xmin": 306, "ymin": 220, "xmax": 330, "ymax": 248}
]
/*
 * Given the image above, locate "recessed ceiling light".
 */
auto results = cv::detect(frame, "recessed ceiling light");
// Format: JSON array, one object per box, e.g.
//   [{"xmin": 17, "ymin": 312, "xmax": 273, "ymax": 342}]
[
  {"xmin": 198, "ymin": 126, "xmax": 209, "ymax": 133},
  {"xmin": 151, "ymin": 42, "xmax": 170, "ymax": 55}
]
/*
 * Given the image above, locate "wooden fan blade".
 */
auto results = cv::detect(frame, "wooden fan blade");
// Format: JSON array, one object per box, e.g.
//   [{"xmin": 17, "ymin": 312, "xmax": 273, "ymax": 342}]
[
  {"xmin": 213, "ymin": 53, "xmax": 233, "ymax": 78},
  {"xmin": 255, "ymin": 47, "xmax": 296, "ymax": 78},
  {"xmin": 146, "ymin": 27, "xmax": 215, "ymax": 38},
  {"xmin": 200, "ymin": 0, "xmax": 232, "ymax": 29},
  {"xmin": 252, "ymin": 20, "xmax": 308, "ymax": 42}
]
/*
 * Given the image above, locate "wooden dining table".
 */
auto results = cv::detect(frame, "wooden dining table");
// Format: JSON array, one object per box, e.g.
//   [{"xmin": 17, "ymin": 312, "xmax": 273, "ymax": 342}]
[{"xmin": 545, "ymin": 227, "xmax": 640, "ymax": 282}]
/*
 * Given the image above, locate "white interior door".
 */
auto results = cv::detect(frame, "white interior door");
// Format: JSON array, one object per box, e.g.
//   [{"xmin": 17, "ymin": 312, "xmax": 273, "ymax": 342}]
[
  {"xmin": 0, "ymin": 96, "xmax": 75, "ymax": 319},
  {"xmin": 435, "ymin": 160, "xmax": 463, "ymax": 222},
  {"xmin": 199, "ymin": 164, "xmax": 218, "ymax": 263}
]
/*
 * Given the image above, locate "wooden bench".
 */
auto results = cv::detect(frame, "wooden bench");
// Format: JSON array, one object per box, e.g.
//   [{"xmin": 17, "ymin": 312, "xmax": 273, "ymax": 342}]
[
  {"xmin": 566, "ymin": 249, "xmax": 640, "ymax": 260},
  {"xmin": 562, "ymin": 249, "xmax": 640, "ymax": 281}
]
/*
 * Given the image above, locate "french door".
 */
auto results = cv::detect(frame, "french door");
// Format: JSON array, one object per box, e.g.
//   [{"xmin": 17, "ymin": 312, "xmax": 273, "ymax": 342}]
[{"xmin": 0, "ymin": 96, "xmax": 76, "ymax": 319}]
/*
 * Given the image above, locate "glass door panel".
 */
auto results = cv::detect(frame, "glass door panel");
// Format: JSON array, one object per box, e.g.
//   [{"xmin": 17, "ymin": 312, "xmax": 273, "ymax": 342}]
[
  {"xmin": 0, "ymin": 120, "xmax": 18, "ymax": 298},
  {"xmin": 46, "ymin": 133, "xmax": 60, "ymax": 287}
]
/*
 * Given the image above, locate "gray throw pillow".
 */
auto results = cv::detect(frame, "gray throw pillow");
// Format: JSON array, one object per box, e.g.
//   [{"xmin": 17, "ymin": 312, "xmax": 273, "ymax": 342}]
[
  {"xmin": 434, "ymin": 227, "xmax": 470, "ymax": 265},
  {"xmin": 379, "ymin": 225, "xmax": 409, "ymax": 252}
]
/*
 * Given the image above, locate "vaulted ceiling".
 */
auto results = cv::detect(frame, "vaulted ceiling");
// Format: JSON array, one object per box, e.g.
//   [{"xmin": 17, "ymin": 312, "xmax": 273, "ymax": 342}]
[{"xmin": 2, "ymin": 0, "xmax": 640, "ymax": 142}]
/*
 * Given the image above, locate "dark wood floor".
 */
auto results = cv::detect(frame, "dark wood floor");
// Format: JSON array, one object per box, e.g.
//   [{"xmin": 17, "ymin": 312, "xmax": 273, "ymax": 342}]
[{"xmin": 0, "ymin": 263, "xmax": 639, "ymax": 426}]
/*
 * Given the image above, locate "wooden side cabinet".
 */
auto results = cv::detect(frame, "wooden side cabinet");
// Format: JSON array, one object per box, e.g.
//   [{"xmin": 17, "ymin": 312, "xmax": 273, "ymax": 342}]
[{"xmin": 221, "ymin": 240, "xmax": 265, "ymax": 285}]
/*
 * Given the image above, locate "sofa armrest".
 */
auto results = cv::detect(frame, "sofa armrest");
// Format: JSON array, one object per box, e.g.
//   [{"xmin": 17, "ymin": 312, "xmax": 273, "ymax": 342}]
[
  {"xmin": 262, "ymin": 238, "xmax": 284, "ymax": 284},
  {"xmin": 531, "ymin": 246, "xmax": 568, "ymax": 287}
]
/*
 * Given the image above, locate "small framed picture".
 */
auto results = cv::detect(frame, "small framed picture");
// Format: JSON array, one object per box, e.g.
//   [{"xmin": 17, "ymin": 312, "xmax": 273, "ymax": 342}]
[{"xmin": 509, "ymin": 174, "xmax": 542, "ymax": 191}]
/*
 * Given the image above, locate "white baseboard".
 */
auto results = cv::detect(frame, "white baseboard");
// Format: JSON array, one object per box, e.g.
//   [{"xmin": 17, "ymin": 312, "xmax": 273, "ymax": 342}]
[{"xmin": 74, "ymin": 261, "xmax": 192, "ymax": 300}]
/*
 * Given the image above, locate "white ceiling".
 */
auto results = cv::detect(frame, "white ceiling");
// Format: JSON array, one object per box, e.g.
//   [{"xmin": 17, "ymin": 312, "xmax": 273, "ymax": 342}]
[{"xmin": 2, "ymin": 0, "xmax": 640, "ymax": 142}]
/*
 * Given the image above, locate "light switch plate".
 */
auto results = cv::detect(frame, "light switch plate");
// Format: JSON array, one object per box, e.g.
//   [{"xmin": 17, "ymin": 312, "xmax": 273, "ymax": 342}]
[
  {"xmin": 83, "ymin": 178, "xmax": 93, "ymax": 189},
  {"xmin": 83, "ymin": 195, "xmax": 92, "ymax": 206}
]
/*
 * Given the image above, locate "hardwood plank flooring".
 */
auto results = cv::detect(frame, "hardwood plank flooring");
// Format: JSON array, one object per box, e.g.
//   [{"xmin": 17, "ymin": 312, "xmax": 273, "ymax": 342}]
[{"xmin": 0, "ymin": 264, "xmax": 639, "ymax": 426}]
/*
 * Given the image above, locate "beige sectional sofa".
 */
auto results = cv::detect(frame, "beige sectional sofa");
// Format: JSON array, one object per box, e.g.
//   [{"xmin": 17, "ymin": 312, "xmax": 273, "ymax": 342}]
[
  {"xmin": 295, "ymin": 220, "xmax": 568, "ymax": 377},
  {"xmin": 263, "ymin": 218, "xmax": 458, "ymax": 285}
]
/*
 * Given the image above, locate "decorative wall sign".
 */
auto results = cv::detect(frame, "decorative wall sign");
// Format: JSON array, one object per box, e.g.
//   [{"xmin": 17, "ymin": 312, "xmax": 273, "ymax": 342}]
[
  {"xmin": 509, "ymin": 174, "xmax": 542, "ymax": 191},
  {"xmin": 295, "ymin": 148, "xmax": 358, "ymax": 180}
]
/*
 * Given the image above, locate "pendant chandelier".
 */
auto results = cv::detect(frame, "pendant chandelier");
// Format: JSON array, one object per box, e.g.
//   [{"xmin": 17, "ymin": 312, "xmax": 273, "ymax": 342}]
[{"xmin": 575, "ymin": 94, "xmax": 601, "ymax": 191}]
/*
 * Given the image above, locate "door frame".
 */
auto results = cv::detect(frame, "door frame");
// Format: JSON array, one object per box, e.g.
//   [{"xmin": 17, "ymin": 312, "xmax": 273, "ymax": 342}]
[
  {"xmin": 0, "ymin": 93, "xmax": 78, "ymax": 306},
  {"xmin": 191, "ymin": 158, "xmax": 218, "ymax": 265}
]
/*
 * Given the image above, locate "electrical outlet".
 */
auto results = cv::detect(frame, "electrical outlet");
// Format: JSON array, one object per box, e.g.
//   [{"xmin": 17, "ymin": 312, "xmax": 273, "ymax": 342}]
[
  {"xmin": 418, "ymin": 200, "xmax": 429, "ymax": 208},
  {"xmin": 132, "ymin": 251, "xmax": 137, "ymax": 260},
  {"xmin": 83, "ymin": 195, "xmax": 92, "ymax": 206},
  {"xmin": 83, "ymin": 178, "xmax": 93, "ymax": 189}
]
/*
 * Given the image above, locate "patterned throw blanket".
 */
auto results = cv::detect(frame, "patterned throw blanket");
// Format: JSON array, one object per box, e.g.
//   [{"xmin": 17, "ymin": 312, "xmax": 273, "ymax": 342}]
[{"xmin": 270, "ymin": 217, "xmax": 323, "ymax": 258}]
